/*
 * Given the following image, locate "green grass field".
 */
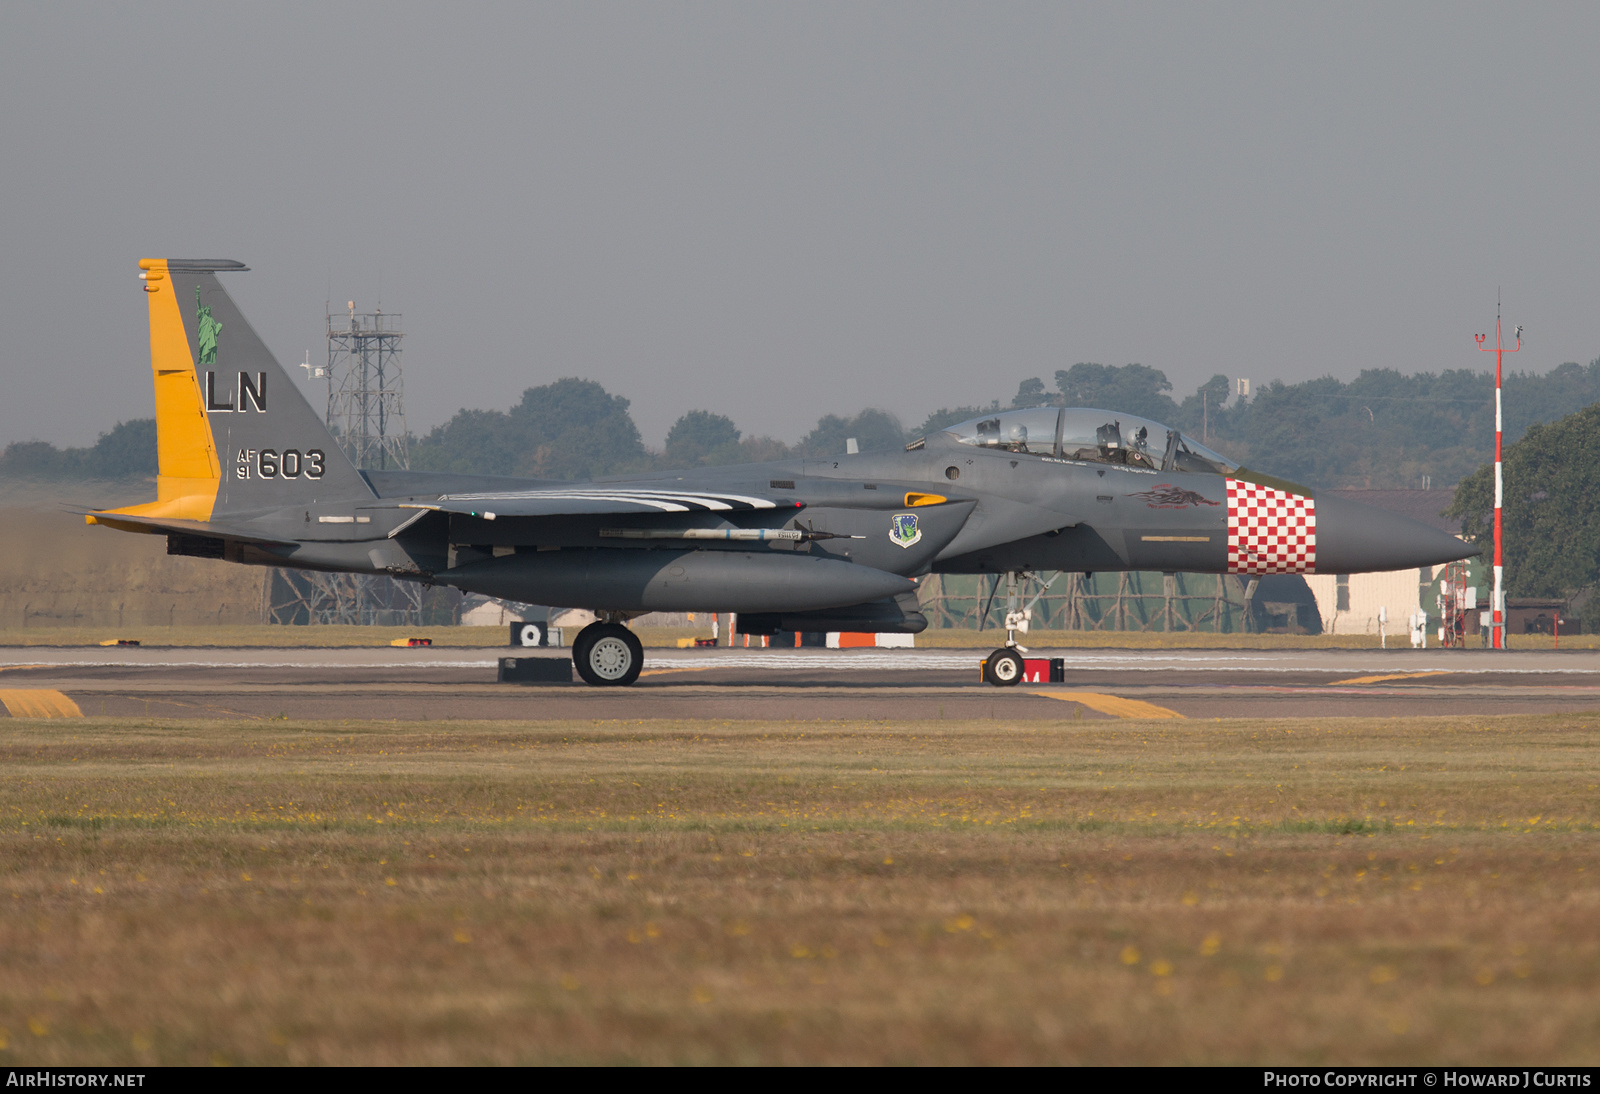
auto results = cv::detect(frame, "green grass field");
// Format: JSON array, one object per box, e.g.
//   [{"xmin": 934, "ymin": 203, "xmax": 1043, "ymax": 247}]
[{"xmin": 2, "ymin": 712, "xmax": 1598, "ymax": 1064}]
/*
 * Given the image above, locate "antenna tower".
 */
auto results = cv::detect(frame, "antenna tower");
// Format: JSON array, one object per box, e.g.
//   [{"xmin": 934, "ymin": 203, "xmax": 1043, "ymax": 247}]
[
  {"xmin": 1474, "ymin": 297, "xmax": 1520, "ymax": 650},
  {"xmin": 264, "ymin": 300, "xmax": 428, "ymax": 627},
  {"xmin": 326, "ymin": 302, "xmax": 408, "ymax": 469}
]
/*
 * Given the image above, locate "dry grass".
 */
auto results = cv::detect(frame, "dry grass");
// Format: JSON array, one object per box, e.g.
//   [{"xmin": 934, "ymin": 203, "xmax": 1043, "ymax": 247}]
[
  {"xmin": 0, "ymin": 507, "xmax": 264, "ymax": 634},
  {"xmin": 0, "ymin": 624, "xmax": 524, "ymax": 648},
  {"xmin": 2, "ymin": 713, "xmax": 1599, "ymax": 1065}
]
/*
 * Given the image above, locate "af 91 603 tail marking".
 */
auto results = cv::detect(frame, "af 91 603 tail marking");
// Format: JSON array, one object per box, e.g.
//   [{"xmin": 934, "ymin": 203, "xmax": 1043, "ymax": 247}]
[{"xmin": 234, "ymin": 448, "xmax": 325, "ymax": 480}]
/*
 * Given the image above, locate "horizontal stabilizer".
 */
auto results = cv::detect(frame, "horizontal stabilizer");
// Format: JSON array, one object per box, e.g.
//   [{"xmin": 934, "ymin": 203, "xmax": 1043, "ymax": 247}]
[
  {"xmin": 79, "ymin": 508, "xmax": 294, "ymax": 547},
  {"xmin": 164, "ymin": 259, "xmax": 250, "ymax": 272}
]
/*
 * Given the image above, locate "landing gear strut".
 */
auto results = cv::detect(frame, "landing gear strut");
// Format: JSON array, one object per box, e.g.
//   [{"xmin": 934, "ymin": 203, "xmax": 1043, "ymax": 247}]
[{"xmin": 572, "ymin": 619, "xmax": 644, "ymax": 687}]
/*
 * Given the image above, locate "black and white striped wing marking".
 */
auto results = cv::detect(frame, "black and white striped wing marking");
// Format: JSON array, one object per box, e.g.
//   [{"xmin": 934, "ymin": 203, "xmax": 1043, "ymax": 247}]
[{"xmin": 434, "ymin": 488, "xmax": 786, "ymax": 517}]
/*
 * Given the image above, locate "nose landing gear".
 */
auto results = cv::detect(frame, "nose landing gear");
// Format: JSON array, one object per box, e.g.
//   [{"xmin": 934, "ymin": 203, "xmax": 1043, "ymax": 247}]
[
  {"xmin": 981, "ymin": 569, "xmax": 1061, "ymax": 686},
  {"xmin": 572, "ymin": 617, "xmax": 644, "ymax": 686}
]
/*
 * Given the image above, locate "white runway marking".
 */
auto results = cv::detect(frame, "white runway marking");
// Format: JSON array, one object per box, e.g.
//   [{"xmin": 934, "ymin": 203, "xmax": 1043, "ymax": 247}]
[{"xmin": 0, "ymin": 647, "xmax": 1597, "ymax": 676}]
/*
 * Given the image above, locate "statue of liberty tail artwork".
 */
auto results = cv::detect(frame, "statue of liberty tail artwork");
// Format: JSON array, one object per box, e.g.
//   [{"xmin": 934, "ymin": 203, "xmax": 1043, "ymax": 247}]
[{"xmin": 196, "ymin": 285, "xmax": 221, "ymax": 365}]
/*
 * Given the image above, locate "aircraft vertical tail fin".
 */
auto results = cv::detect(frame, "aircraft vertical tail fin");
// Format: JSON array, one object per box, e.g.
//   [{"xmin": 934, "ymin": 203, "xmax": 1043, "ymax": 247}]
[{"xmin": 106, "ymin": 259, "xmax": 370, "ymax": 523}]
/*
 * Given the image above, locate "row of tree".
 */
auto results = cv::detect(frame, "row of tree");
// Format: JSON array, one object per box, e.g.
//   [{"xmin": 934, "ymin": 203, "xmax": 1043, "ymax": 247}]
[
  {"xmin": 989, "ymin": 360, "xmax": 1600, "ymax": 491},
  {"xmin": 0, "ymin": 419, "xmax": 158, "ymax": 480},
  {"xmin": 404, "ymin": 378, "xmax": 917, "ymax": 481},
  {"xmin": 11, "ymin": 359, "xmax": 1600, "ymax": 491},
  {"xmin": 1184, "ymin": 363, "xmax": 1600, "ymax": 491},
  {"xmin": 405, "ymin": 360, "xmax": 1600, "ymax": 489}
]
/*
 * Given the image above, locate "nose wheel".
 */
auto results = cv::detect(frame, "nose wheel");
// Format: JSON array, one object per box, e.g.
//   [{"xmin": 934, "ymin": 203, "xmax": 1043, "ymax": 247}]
[
  {"xmin": 983, "ymin": 647, "xmax": 1025, "ymax": 687},
  {"xmin": 572, "ymin": 621, "xmax": 644, "ymax": 686}
]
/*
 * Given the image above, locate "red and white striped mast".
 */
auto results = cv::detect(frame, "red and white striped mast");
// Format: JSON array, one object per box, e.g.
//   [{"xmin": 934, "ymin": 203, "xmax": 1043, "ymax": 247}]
[{"xmin": 1475, "ymin": 300, "xmax": 1520, "ymax": 650}]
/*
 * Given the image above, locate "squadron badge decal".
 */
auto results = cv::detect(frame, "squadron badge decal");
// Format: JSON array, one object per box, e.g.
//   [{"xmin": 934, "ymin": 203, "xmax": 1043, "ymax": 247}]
[{"xmin": 889, "ymin": 512, "xmax": 922, "ymax": 548}]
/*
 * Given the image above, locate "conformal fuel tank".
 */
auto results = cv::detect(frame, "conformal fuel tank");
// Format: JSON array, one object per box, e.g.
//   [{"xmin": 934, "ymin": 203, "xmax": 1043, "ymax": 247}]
[{"xmin": 440, "ymin": 548, "xmax": 916, "ymax": 613}]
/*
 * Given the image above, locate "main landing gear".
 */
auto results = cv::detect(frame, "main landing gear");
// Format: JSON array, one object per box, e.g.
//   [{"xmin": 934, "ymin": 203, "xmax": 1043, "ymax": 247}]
[{"xmin": 572, "ymin": 618, "xmax": 644, "ymax": 687}]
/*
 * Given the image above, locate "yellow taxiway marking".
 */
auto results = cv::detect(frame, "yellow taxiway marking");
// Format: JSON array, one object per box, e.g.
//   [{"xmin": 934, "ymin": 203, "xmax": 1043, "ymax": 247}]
[
  {"xmin": 1328, "ymin": 671, "xmax": 1453, "ymax": 686},
  {"xmin": 0, "ymin": 690, "xmax": 83, "ymax": 718},
  {"xmin": 1031, "ymin": 691, "xmax": 1185, "ymax": 720},
  {"xmin": 639, "ymin": 665, "xmax": 721, "ymax": 679}
]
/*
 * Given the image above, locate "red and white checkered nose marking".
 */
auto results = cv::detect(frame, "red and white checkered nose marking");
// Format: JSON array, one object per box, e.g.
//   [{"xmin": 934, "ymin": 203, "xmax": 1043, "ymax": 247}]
[{"xmin": 1226, "ymin": 479, "xmax": 1316, "ymax": 574}]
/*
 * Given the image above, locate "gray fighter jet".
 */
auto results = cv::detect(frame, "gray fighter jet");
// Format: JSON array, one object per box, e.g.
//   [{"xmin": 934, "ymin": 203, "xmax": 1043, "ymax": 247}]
[{"xmin": 90, "ymin": 260, "xmax": 1474, "ymax": 686}]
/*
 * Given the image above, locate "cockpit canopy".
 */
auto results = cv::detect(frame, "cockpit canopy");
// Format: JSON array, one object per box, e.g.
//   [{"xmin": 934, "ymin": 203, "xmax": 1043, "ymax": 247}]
[{"xmin": 935, "ymin": 407, "xmax": 1236, "ymax": 474}]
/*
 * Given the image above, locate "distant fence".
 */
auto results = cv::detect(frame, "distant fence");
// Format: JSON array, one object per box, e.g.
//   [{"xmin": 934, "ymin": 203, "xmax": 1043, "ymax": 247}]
[
  {"xmin": 263, "ymin": 569, "xmax": 458, "ymax": 627},
  {"xmin": 917, "ymin": 572, "xmax": 1314, "ymax": 634}
]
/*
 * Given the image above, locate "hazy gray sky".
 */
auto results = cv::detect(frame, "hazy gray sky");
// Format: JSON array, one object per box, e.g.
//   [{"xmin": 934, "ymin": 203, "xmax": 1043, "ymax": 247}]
[{"xmin": 4, "ymin": 2, "xmax": 1598, "ymax": 450}]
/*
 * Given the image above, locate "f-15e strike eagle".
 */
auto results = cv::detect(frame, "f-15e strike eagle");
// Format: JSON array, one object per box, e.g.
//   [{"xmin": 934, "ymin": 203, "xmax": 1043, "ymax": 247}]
[{"xmin": 88, "ymin": 260, "xmax": 1475, "ymax": 686}]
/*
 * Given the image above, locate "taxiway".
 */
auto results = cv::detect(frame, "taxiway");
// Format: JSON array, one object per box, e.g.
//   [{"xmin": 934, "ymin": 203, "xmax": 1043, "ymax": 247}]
[{"xmin": 2, "ymin": 645, "xmax": 1599, "ymax": 721}]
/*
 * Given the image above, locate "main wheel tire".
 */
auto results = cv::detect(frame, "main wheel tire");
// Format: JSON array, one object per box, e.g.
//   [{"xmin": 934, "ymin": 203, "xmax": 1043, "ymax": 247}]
[
  {"xmin": 573, "ymin": 622, "xmax": 644, "ymax": 687},
  {"xmin": 984, "ymin": 648, "xmax": 1024, "ymax": 687}
]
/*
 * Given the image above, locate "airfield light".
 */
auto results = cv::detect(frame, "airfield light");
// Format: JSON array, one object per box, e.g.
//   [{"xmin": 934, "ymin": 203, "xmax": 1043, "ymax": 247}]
[{"xmin": 1475, "ymin": 301, "xmax": 1520, "ymax": 650}]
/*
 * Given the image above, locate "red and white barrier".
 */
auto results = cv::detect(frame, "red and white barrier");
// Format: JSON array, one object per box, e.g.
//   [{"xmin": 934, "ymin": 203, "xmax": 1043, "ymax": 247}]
[{"xmin": 825, "ymin": 633, "xmax": 916, "ymax": 649}]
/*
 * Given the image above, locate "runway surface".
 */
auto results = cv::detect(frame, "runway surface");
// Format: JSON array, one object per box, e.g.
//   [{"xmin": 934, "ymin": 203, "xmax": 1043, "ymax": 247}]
[{"xmin": 4, "ymin": 644, "xmax": 1600, "ymax": 722}]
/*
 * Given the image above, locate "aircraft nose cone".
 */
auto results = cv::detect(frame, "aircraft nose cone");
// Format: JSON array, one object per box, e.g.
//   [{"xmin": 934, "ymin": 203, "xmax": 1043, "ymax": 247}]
[{"xmin": 1314, "ymin": 493, "xmax": 1477, "ymax": 573}]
